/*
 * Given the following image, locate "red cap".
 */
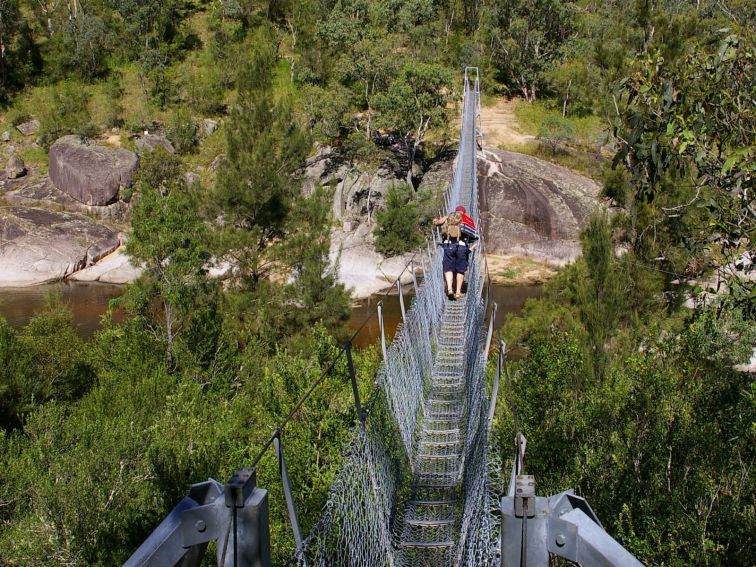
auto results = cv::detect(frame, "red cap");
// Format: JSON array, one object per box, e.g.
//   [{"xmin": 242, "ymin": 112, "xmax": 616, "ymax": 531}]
[{"xmin": 455, "ymin": 205, "xmax": 466, "ymax": 213}]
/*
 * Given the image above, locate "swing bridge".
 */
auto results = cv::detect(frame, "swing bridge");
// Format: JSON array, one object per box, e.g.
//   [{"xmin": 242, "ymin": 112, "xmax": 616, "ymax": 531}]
[{"xmin": 126, "ymin": 70, "xmax": 642, "ymax": 567}]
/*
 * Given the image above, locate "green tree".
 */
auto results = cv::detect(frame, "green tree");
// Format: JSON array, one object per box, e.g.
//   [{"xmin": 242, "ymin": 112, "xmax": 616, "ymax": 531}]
[
  {"xmin": 280, "ymin": 186, "xmax": 351, "ymax": 335},
  {"xmin": 47, "ymin": 11, "xmax": 112, "ymax": 80},
  {"xmin": 126, "ymin": 148, "xmax": 210, "ymax": 370},
  {"xmin": 374, "ymin": 62, "xmax": 454, "ymax": 185},
  {"xmin": 215, "ymin": 28, "xmax": 310, "ymax": 286},
  {"xmin": 482, "ymin": 0, "xmax": 576, "ymax": 102},
  {"xmin": 612, "ymin": 32, "xmax": 755, "ymax": 316},
  {"xmin": 337, "ymin": 34, "xmax": 399, "ymax": 138},
  {"xmin": 572, "ymin": 212, "xmax": 626, "ymax": 379},
  {"xmin": 0, "ymin": 0, "xmax": 22, "ymax": 99},
  {"xmin": 374, "ymin": 183, "xmax": 424, "ymax": 256}
]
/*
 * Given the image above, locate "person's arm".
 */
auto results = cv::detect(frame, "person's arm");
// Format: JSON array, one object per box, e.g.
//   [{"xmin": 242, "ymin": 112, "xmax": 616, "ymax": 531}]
[{"xmin": 433, "ymin": 215, "xmax": 448, "ymax": 226}]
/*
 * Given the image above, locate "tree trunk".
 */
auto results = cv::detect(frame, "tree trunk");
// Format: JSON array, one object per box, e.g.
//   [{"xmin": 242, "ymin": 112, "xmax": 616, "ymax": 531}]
[
  {"xmin": 365, "ymin": 81, "xmax": 371, "ymax": 139},
  {"xmin": 405, "ymin": 137, "xmax": 415, "ymax": 187},
  {"xmin": 164, "ymin": 300, "xmax": 175, "ymax": 372},
  {"xmin": 562, "ymin": 79, "xmax": 572, "ymax": 117},
  {"xmin": 366, "ymin": 172, "xmax": 374, "ymax": 225},
  {"xmin": 445, "ymin": 8, "xmax": 454, "ymax": 45}
]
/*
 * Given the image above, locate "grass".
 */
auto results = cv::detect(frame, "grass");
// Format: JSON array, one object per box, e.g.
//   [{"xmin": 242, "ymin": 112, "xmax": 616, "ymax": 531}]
[
  {"xmin": 513, "ymin": 100, "xmax": 606, "ymax": 146},
  {"xmin": 499, "ymin": 139, "xmax": 607, "ymax": 180},
  {"xmin": 17, "ymin": 145, "xmax": 49, "ymax": 175},
  {"xmin": 487, "ymin": 254, "xmax": 558, "ymax": 286},
  {"xmin": 489, "ymin": 98, "xmax": 611, "ymax": 180}
]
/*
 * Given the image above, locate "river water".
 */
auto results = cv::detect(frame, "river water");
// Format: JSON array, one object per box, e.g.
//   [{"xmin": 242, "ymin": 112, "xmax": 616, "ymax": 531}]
[
  {"xmin": 0, "ymin": 282, "xmax": 543, "ymax": 343},
  {"xmin": 0, "ymin": 282, "xmax": 125, "ymax": 337}
]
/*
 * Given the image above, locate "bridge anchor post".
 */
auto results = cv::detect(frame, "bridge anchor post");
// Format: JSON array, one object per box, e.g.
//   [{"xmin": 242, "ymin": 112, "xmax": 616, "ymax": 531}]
[
  {"xmin": 501, "ymin": 477, "xmax": 643, "ymax": 567},
  {"xmin": 123, "ymin": 469, "xmax": 271, "ymax": 567}
]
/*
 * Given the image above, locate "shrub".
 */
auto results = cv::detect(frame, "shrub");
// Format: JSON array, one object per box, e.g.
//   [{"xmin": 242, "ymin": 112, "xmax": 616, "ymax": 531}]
[
  {"xmin": 537, "ymin": 115, "xmax": 574, "ymax": 155},
  {"xmin": 167, "ymin": 110, "xmax": 197, "ymax": 154},
  {"xmin": 38, "ymin": 82, "xmax": 97, "ymax": 148},
  {"xmin": 374, "ymin": 184, "xmax": 424, "ymax": 256},
  {"xmin": 102, "ymin": 73, "xmax": 125, "ymax": 128},
  {"xmin": 186, "ymin": 65, "xmax": 225, "ymax": 115}
]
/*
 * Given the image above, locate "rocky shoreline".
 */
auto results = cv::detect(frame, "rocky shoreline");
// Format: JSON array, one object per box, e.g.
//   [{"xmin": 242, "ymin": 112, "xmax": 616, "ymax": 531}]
[
  {"xmin": 0, "ymin": 131, "xmax": 145, "ymax": 287},
  {"xmin": 1, "ymin": 130, "xmax": 602, "ymax": 295}
]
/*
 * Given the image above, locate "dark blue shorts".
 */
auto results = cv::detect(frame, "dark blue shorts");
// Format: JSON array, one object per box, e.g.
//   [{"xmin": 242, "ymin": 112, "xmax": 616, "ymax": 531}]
[{"xmin": 441, "ymin": 243, "xmax": 470, "ymax": 273}]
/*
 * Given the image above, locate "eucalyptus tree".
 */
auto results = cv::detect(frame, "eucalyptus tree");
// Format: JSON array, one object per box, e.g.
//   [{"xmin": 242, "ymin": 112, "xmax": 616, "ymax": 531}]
[
  {"xmin": 481, "ymin": 0, "xmax": 576, "ymax": 102},
  {"xmin": 612, "ymin": 32, "xmax": 755, "ymax": 316},
  {"xmin": 374, "ymin": 62, "xmax": 454, "ymax": 185}
]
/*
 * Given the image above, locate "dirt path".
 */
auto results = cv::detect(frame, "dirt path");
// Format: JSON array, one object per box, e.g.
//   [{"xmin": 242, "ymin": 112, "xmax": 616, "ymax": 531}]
[{"xmin": 480, "ymin": 98, "xmax": 534, "ymax": 147}]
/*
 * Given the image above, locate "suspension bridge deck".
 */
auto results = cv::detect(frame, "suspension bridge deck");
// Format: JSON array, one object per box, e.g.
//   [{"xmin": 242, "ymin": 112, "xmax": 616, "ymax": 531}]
[{"xmin": 398, "ymin": 295, "xmax": 470, "ymax": 564}]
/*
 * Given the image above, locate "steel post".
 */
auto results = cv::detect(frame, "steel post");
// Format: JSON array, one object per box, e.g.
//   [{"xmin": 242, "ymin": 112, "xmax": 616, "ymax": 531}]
[
  {"xmin": 218, "ymin": 469, "xmax": 271, "ymax": 567},
  {"xmin": 501, "ymin": 481, "xmax": 644, "ymax": 567},
  {"xmin": 378, "ymin": 302, "xmax": 388, "ymax": 361},
  {"xmin": 487, "ymin": 341, "xmax": 504, "ymax": 432},
  {"xmin": 274, "ymin": 434, "xmax": 305, "ymax": 560},
  {"xmin": 484, "ymin": 302, "xmax": 497, "ymax": 358},
  {"xmin": 345, "ymin": 341, "xmax": 365, "ymax": 423},
  {"xmin": 397, "ymin": 279, "xmax": 406, "ymax": 322}
]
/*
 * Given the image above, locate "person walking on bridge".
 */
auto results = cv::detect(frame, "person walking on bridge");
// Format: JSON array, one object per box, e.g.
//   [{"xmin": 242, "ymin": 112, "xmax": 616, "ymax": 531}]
[{"xmin": 434, "ymin": 205, "xmax": 478, "ymax": 300}]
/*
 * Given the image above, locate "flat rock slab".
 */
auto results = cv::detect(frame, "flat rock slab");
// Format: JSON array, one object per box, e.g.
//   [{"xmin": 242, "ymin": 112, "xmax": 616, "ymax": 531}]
[
  {"xmin": 0, "ymin": 206, "xmax": 121, "ymax": 286},
  {"xmin": 4, "ymin": 175, "xmax": 128, "ymax": 220},
  {"xmin": 16, "ymin": 119, "xmax": 40, "ymax": 136},
  {"xmin": 330, "ymin": 223, "xmax": 416, "ymax": 298},
  {"xmin": 478, "ymin": 148, "xmax": 600, "ymax": 266},
  {"xmin": 49, "ymin": 135, "xmax": 138, "ymax": 206},
  {"xmin": 70, "ymin": 246, "xmax": 143, "ymax": 284}
]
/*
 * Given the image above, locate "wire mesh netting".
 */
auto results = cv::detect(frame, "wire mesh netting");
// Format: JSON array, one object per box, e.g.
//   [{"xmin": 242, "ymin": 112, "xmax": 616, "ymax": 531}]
[{"xmin": 295, "ymin": 71, "xmax": 500, "ymax": 567}]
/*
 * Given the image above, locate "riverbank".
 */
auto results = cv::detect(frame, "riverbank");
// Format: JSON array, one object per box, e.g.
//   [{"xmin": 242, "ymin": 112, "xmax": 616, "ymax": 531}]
[{"xmin": 1, "ymin": 280, "xmax": 544, "ymax": 345}]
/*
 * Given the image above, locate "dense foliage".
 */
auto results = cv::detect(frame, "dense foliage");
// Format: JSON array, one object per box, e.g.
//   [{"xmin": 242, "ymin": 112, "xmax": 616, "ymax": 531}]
[
  {"xmin": 0, "ymin": 0, "xmax": 753, "ymax": 565},
  {"xmin": 498, "ymin": 214, "xmax": 755, "ymax": 565}
]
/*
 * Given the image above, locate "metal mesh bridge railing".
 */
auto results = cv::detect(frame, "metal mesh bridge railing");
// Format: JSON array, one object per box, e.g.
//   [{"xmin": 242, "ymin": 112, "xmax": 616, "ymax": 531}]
[{"xmin": 295, "ymin": 68, "xmax": 500, "ymax": 567}]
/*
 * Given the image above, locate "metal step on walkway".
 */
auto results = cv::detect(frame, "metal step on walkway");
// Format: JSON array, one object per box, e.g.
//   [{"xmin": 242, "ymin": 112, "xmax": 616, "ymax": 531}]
[{"xmin": 397, "ymin": 295, "xmax": 469, "ymax": 567}]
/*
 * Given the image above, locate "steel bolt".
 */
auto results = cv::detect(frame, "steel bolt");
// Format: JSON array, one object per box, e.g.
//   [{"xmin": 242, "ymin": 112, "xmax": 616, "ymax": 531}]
[
  {"xmin": 195, "ymin": 520, "xmax": 207, "ymax": 533},
  {"xmin": 555, "ymin": 533, "xmax": 566, "ymax": 547}
]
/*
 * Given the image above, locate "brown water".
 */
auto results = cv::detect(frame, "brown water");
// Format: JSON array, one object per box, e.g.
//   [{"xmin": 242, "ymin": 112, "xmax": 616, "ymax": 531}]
[
  {"xmin": 346, "ymin": 284, "xmax": 543, "ymax": 349},
  {"xmin": 0, "ymin": 282, "xmax": 542, "ymax": 344},
  {"xmin": 0, "ymin": 282, "xmax": 126, "ymax": 338}
]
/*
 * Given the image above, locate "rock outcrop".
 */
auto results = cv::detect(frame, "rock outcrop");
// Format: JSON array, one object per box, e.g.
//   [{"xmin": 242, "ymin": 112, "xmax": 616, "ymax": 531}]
[
  {"xmin": 302, "ymin": 145, "xmax": 424, "ymax": 227},
  {"xmin": 0, "ymin": 207, "xmax": 121, "ymax": 286},
  {"xmin": 5, "ymin": 155, "xmax": 26, "ymax": 179},
  {"xmin": 308, "ymin": 146, "xmax": 454, "ymax": 298},
  {"xmin": 3, "ymin": 176, "xmax": 128, "ymax": 220},
  {"xmin": 329, "ymin": 223, "xmax": 418, "ymax": 297},
  {"xmin": 49, "ymin": 135, "xmax": 138, "ymax": 206},
  {"xmin": 135, "ymin": 134, "xmax": 175, "ymax": 154},
  {"xmin": 478, "ymin": 148, "xmax": 600, "ymax": 265},
  {"xmin": 69, "ymin": 246, "xmax": 143, "ymax": 284}
]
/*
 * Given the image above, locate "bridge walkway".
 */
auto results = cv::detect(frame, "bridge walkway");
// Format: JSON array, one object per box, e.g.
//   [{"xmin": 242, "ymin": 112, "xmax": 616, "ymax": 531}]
[
  {"xmin": 398, "ymin": 73, "xmax": 478, "ymax": 563},
  {"xmin": 398, "ymin": 295, "xmax": 470, "ymax": 565}
]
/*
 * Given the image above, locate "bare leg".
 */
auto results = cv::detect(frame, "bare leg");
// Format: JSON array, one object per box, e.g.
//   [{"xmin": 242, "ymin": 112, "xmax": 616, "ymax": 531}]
[
  {"xmin": 455, "ymin": 273, "xmax": 465, "ymax": 296},
  {"xmin": 444, "ymin": 271, "xmax": 454, "ymax": 296}
]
